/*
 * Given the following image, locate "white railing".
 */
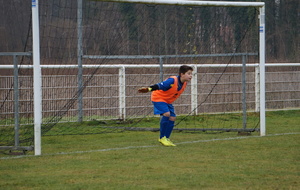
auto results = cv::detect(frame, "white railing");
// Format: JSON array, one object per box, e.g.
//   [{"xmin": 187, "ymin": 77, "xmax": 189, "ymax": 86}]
[{"xmin": 1, "ymin": 63, "xmax": 299, "ymax": 122}]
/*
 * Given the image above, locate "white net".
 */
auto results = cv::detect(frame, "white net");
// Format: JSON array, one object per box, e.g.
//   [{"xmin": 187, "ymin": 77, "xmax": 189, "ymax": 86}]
[{"xmin": 1, "ymin": 0, "xmax": 262, "ymax": 148}]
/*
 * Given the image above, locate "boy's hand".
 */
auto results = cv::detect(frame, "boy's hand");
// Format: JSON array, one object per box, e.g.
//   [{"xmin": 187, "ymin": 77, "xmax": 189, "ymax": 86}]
[{"xmin": 138, "ymin": 87, "xmax": 151, "ymax": 93}]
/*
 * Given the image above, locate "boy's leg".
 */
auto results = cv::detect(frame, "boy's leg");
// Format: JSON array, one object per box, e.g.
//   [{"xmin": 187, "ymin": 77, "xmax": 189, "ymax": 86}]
[
  {"xmin": 152, "ymin": 102, "xmax": 175, "ymax": 146},
  {"xmin": 165, "ymin": 104, "xmax": 176, "ymax": 138},
  {"xmin": 159, "ymin": 115, "xmax": 170, "ymax": 138},
  {"xmin": 159, "ymin": 113, "xmax": 174, "ymax": 146},
  {"xmin": 152, "ymin": 102, "xmax": 170, "ymax": 139},
  {"xmin": 165, "ymin": 118, "xmax": 175, "ymax": 138}
]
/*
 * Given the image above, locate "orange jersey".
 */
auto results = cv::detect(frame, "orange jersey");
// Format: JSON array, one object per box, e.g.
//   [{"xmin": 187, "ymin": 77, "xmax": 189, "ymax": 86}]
[{"xmin": 151, "ymin": 76, "xmax": 187, "ymax": 104}]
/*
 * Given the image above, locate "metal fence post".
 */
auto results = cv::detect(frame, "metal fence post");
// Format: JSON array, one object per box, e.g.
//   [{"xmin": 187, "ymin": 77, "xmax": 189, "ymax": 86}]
[
  {"xmin": 255, "ymin": 65, "xmax": 260, "ymax": 112},
  {"xmin": 159, "ymin": 57, "xmax": 164, "ymax": 82},
  {"xmin": 191, "ymin": 64, "xmax": 198, "ymax": 115},
  {"xmin": 242, "ymin": 55, "xmax": 247, "ymax": 130},
  {"xmin": 77, "ymin": 0, "xmax": 83, "ymax": 122},
  {"xmin": 13, "ymin": 55, "xmax": 20, "ymax": 147},
  {"xmin": 119, "ymin": 66, "xmax": 126, "ymax": 120}
]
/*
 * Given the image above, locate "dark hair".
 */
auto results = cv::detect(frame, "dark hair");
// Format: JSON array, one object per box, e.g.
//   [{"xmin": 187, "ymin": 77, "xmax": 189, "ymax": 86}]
[{"xmin": 179, "ymin": 65, "xmax": 193, "ymax": 75}]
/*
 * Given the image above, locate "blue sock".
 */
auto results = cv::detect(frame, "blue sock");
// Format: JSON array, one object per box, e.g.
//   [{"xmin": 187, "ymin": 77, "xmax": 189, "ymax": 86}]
[
  {"xmin": 160, "ymin": 116, "xmax": 170, "ymax": 138},
  {"xmin": 165, "ymin": 120, "xmax": 175, "ymax": 138}
]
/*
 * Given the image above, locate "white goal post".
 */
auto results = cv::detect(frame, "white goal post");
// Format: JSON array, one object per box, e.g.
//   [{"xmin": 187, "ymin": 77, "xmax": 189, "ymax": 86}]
[
  {"xmin": 31, "ymin": 0, "xmax": 266, "ymax": 155},
  {"xmin": 32, "ymin": 0, "xmax": 42, "ymax": 156},
  {"xmin": 99, "ymin": 0, "xmax": 266, "ymax": 136}
]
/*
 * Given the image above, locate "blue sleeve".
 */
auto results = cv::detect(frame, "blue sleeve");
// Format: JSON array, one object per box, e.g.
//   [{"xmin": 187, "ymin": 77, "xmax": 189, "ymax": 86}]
[{"xmin": 156, "ymin": 78, "xmax": 175, "ymax": 91}]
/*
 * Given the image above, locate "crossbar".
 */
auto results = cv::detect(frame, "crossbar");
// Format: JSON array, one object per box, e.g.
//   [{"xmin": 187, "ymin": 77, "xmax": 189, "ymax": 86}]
[
  {"xmin": 98, "ymin": 0, "xmax": 264, "ymax": 7},
  {"xmin": 1, "ymin": 63, "xmax": 300, "ymax": 69}
]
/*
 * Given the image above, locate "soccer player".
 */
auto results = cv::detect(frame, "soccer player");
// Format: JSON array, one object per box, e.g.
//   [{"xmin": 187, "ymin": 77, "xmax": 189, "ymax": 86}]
[{"xmin": 138, "ymin": 65, "xmax": 193, "ymax": 146}]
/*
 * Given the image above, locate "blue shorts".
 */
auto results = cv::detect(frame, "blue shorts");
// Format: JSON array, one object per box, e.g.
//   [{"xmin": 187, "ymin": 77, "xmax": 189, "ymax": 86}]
[{"xmin": 152, "ymin": 102, "xmax": 176, "ymax": 117}]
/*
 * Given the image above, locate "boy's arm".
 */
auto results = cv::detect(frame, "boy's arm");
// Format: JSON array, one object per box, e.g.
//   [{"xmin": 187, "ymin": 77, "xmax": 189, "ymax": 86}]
[
  {"xmin": 138, "ymin": 84, "xmax": 159, "ymax": 93},
  {"xmin": 138, "ymin": 78, "xmax": 174, "ymax": 93}
]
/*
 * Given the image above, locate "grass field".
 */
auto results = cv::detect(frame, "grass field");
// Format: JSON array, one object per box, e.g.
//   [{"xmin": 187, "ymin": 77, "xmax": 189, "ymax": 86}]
[{"xmin": 0, "ymin": 110, "xmax": 299, "ymax": 189}]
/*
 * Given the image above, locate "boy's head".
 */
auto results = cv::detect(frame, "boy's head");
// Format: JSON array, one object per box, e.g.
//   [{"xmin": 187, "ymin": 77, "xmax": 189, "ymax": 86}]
[
  {"xmin": 179, "ymin": 65, "xmax": 193, "ymax": 75},
  {"xmin": 179, "ymin": 65, "xmax": 193, "ymax": 83}
]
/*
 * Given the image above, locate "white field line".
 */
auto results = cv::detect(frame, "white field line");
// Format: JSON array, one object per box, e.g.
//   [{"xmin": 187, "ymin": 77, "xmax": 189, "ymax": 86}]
[{"xmin": 1, "ymin": 132, "xmax": 299, "ymax": 160}]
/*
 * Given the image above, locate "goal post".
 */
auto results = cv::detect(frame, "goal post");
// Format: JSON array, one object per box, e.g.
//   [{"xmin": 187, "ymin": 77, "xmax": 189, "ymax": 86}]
[
  {"xmin": 100, "ymin": 0, "xmax": 264, "ymax": 7},
  {"xmin": 32, "ymin": 0, "xmax": 42, "ymax": 155},
  {"xmin": 259, "ymin": 5, "xmax": 266, "ymax": 136},
  {"xmin": 88, "ymin": 0, "xmax": 266, "ymax": 136},
  {"xmin": 33, "ymin": 0, "xmax": 266, "ymax": 154},
  {"xmin": 0, "ymin": 0, "xmax": 267, "ymax": 155}
]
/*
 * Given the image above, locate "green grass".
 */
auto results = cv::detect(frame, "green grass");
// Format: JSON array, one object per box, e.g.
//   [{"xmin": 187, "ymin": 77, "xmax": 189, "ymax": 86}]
[{"xmin": 0, "ymin": 110, "xmax": 299, "ymax": 189}]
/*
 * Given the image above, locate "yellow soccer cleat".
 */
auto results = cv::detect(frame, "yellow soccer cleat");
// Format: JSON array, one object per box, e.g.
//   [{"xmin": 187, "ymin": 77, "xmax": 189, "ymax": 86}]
[
  {"xmin": 159, "ymin": 136, "xmax": 174, "ymax": 146},
  {"xmin": 166, "ymin": 138, "xmax": 176, "ymax": 146}
]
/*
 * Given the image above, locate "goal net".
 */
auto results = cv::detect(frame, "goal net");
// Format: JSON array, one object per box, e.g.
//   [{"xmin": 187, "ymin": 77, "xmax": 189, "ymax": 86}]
[{"xmin": 0, "ymin": 0, "xmax": 264, "ymax": 152}]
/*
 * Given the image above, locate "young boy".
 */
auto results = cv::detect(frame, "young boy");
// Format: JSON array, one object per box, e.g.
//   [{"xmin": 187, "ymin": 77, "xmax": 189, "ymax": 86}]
[{"xmin": 138, "ymin": 65, "xmax": 193, "ymax": 146}]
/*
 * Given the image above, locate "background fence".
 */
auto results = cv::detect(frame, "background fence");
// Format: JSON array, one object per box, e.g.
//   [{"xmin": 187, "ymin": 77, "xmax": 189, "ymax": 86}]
[{"xmin": 1, "ymin": 61, "xmax": 299, "ymax": 128}]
